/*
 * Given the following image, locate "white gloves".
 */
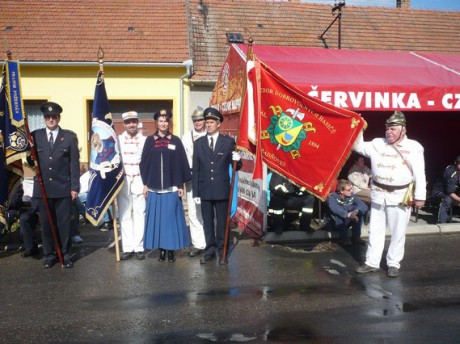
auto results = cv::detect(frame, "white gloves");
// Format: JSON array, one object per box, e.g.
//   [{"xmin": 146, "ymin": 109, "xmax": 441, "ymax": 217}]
[
  {"xmin": 232, "ymin": 151, "xmax": 241, "ymax": 161},
  {"xmin": 193, "ymin": 197, "xmax": 201, "ymax": 204}
]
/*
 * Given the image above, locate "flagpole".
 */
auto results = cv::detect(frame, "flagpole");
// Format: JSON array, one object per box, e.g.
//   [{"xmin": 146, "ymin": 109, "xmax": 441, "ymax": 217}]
[
  {"xmin": 97, "ymin": 48, "xmax": 121, "ymax": 262},
  {"xmin": 221, "ymin": 136, "xmax": 239, "ymax": 264},
  {"xmin": 7, "ymin": 51, "xmax": 64, "ymax": 266}
]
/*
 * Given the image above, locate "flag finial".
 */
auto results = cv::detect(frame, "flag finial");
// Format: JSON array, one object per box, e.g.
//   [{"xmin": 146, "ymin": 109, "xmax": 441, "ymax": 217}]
[
  {"xmin": 98, "ymin": 47, "xmax": 104, "ymax": 61},
  {"xmin": 97, "ymin": 47, "xmax": 104, "ymax": 72},
  {"xmin": 247, "ymin": 37, "xmax": 254, "ymax": 60}
]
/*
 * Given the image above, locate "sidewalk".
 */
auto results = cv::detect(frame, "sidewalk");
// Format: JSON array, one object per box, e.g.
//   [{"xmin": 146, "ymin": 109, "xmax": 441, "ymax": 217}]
[
  {"xmin": 363, "ymin": 208, "xmax": 460, "ymax": 237},
  {"xmin": 263, "ymin": 207, "xmax": 460, "ymax": 244}
]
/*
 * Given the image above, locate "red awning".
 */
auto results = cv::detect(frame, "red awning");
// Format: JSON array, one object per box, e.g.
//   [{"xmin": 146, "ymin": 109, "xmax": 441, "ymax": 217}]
[{"xmin": 235, "ymin": 44, "xmax": 460, "ymax": 112}]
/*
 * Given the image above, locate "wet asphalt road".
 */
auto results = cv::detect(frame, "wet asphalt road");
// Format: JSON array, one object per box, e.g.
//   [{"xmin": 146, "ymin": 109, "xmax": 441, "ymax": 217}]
[{"xmin": 1, "ymin": 228, "xmax": 460, "ymax": 344}]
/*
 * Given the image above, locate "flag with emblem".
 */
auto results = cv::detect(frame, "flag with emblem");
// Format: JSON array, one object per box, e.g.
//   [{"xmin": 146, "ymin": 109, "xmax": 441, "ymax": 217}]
[
  {"xmin": 0, "ymin": 60, "xmax": 30, "ymax": 231},
  {"xmin": 85, "ymin": 70, "xmax": 124, "ymax": 226},
  {"xmin": 250, "ymin": 60, "xmax": 366, "ymax": 201}
]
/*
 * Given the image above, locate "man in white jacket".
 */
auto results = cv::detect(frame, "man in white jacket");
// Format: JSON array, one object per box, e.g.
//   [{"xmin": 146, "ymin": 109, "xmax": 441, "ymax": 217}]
[
  {"xmin": 117, "ymin": 111, "xmax": 147, "ymax": 260},
  {"xmin": 354, "ymin": 111, "xmax": 426, "ymax": 277},
  {"xmin": 182, "ymin": 107, "xmax": 207, "ymax": 257}
]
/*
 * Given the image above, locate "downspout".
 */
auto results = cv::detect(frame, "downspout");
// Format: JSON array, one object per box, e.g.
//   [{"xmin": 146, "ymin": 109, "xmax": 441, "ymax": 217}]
[{"xmin": 179, "ymin": 59, "xmax": 193, "ymax": 137}]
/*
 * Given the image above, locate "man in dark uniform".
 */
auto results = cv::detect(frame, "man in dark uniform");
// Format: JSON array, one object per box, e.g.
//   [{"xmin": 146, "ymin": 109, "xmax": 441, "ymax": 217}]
[
  {"xmin": 268, "ymin": 172, "xmax": 315, "ymax": 234},
  {"xmin": 30, "ymin": 102, "xmax": 80, "ymax": 268},
  {"xmin": 431, "ymin": 156, "xmax": 460, "ymax": 223},
  {"xmin": 192, "ymin": 107, "xmax": 242, "ymax": 265}
]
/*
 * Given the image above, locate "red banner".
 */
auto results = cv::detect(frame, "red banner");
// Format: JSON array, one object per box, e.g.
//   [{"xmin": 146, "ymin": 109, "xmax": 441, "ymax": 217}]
[
  {"xmin": 209, "ymin": 45, "xmax": 247, "ymax": 115},
  {"xmin": 253, "ymin": 61, "xmax": 366, "ymax": 201}
]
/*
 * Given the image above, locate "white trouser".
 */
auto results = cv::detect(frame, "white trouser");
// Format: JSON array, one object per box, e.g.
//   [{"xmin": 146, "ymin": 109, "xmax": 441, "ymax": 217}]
[
  {"xmin": 365, "ymin": 201, "xmax": 411, "ymax": 269},
  {"xmin": 118, "ymin": 182, "xmax": 146, "ymax": 253},
  {"xmin": 185, "ymin": 181, "xmax": 206, "ymax": 250}
]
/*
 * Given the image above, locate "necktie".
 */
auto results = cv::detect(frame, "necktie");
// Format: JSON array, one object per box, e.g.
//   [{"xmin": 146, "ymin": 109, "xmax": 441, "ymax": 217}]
[
  {"xmin": 49, "ymin": 132, "xmax": 54, "ymax": 150},
  {"xmin": 209, "ymin": 137, "xmax": 214, "ymax": 151}
]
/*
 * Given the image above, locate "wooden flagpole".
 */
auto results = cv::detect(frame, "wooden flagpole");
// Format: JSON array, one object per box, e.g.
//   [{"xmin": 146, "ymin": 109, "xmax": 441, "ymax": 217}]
[{"xmin": 221, "ymin": 156, "xmax": 238, "ymax": 264}]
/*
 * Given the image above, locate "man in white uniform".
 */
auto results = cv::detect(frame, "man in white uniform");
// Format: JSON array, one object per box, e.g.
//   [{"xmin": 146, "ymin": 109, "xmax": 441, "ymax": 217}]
[
  {"xmin": 181, "ymin": 107, "xmax": 207, "ymax": 257},
  {"xmin": 117, "ymin": 111, "xmax": 147, "ymax": 260},
  {"xmin": 354, "ymin": 111, "xmax": 426, "ymax": 277}
]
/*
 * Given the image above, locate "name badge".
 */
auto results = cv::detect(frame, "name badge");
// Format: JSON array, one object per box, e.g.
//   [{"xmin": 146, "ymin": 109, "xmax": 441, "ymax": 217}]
[{"xmin": 168, "ymin": 144, "xmax": 176, "ymax": 150}]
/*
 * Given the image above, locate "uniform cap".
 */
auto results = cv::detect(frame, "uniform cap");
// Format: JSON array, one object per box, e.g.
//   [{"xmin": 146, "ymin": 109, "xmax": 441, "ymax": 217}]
[
  {"xmin": 40, "ymin": 102, "xmax": 63, "ymax": 116},
  {"xmin": 385, "ymin": 111, "xmax": 406, "ymax": 127},
  {"xmin": 203, "ymin": 107, "xmax": 224, "ymax": 122},
  {"xmin": 122, "ymin": 111, "xmax": 138, "ymax": 122},
  {"xmin": 191, "ymin": 106, "xmax": 204, "ymax": 121},
  {"xmin": 153, "ymin": 109, "xmax": 172, "ymax": 120}
]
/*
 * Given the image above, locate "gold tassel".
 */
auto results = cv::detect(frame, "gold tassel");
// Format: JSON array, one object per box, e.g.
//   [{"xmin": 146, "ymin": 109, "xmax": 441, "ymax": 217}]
[{"xmin": 400, "ymin": 181, "xmax": 415, "ymax": 207}]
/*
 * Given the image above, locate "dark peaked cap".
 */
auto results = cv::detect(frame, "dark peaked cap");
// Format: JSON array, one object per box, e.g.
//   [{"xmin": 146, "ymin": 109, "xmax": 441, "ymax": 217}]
[
  {"xmin": 203, "ymin": 107, "xmax": 224, "ymax": 122},
  {"xmin": 40, "ymin": 102, "xmax": 63, "ymax": 116}
]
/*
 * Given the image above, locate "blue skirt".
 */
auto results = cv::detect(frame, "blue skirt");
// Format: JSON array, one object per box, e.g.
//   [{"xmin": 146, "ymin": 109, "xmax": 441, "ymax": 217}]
[{"xmin": 144, "ymin": 191, "xmax": 190, "ymax": 250}]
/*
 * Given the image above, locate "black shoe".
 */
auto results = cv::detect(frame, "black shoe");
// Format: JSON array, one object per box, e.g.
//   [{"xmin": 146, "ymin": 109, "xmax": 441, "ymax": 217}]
[
  {"xmin": 355, "ymin": 264, "xmax": 379, "ymax": 274},
  {"xmin": 351, "ymin": 236, "xmax": 366, "ymax": 246},
  {"xmin": 387, "ymin": 266, "xmax": 399, "ymax": 277},
  {"xmin": 200, "ymin": 255, "xmax": 216, "ymax": 264},
  {"xmin": 167, "ymin": 250, "xmax": 176, "ymax": 262},
  {"xmin": 338, "ymin": 238, "xmax": 352, "ymax": 246},
  {"xmin": 158, "ymin": 249, "xmax": 166, "ymax": 262},
  {"xmin": 219, "ymin": 259, "xmax": 228, "ymax": 265},
  {"xmin": 22, "ymin": 246, "xmax": 39, "ymax": 258},
  {"xmin": 43, "ymin": 259, "xmax": 56, "ymax": 269},
  {"xmin": 135, "ymin": 252, "xmax": 145, "ymax": 260},
  {"xmin": 120, "ymin": 252, "xmax": 133, "ymax": 260},
  {"xmin": 189, "ymin": 247, "xmax": 204, "ymax": 257},
  {"xmin": 62, "ymin": 260, "xmax": 73, "ymax": 269}
]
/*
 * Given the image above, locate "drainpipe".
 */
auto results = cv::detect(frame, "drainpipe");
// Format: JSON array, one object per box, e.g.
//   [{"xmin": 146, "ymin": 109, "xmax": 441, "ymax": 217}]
[{"xmin": 179, "ymin": 59, "xmax": 193, "ymax": 137}]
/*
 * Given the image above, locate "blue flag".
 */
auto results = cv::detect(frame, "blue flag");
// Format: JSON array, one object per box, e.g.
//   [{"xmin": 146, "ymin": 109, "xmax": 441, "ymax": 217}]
[
  {"xmin": 85, "ymin": 70, "xmax": 124, "ymax": 226},
  {"xmin": 0, "ymin": 61, "xmax": 29, "ymax": 231},
  {"xmin": 229, "ymin": 165, "xmax": 238, "ymax": 218}
]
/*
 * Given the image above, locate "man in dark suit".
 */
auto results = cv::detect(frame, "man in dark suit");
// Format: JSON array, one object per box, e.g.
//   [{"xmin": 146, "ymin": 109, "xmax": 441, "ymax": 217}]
[
  {"xmin": 192, "ymin": 107, "xmax": 242, "ymax": 265},
  {"xmin": 30, "ymin": 102, "xmax": 80, "ymax": 268}
]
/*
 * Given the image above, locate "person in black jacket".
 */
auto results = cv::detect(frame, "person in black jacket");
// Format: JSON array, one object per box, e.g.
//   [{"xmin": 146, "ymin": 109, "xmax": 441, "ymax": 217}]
[
  {"xmin": 192, "ymin": 108, "xmax": 242, "ymax": 265},
  {"xmin": 268, "ymin": 172, "xmax": 315, "ymax": 234},
  {"xmin": 30, "ymin": 102, "xmax": 80, "ymax": 268},
  {"xmin": 140, "ymin": 109, "xmax": 191, "ymax": 263},
  {"xmin": 431, "ymin": 156, "xmax": 460, "ymax": 223}
]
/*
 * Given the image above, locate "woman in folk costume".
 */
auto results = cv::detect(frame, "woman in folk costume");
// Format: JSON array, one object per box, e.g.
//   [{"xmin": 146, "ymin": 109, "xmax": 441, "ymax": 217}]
[{"xmin": 140, "ymin": 109, "xmax": 191, "ymax": 262}]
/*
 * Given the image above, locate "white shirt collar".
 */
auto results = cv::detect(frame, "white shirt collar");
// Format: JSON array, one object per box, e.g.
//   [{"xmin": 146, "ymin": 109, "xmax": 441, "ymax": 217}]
[
  {"xmin": 208, "ymin": 132, "xmax": 219, "ymax": 141},
  {"xmin": 46, "ymin": 127, "xmax": 59, "ymax": 137}
]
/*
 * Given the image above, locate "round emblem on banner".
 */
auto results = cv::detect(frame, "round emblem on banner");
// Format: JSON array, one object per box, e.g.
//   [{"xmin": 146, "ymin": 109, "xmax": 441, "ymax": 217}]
[
  {"xmin": 267, "ymin": 109, "xmax": 307, "ymax": 153},
  {"xmin": 9, "ymin": 130, "xmax": 28, "ymax": 151}
]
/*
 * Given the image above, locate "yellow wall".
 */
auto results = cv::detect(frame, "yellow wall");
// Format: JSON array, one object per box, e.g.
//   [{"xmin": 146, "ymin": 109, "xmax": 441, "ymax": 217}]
[{"xmin": 20, "ymin": 65, "xmax": 190, "ymax": 162}]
